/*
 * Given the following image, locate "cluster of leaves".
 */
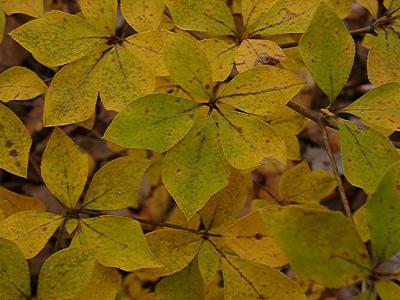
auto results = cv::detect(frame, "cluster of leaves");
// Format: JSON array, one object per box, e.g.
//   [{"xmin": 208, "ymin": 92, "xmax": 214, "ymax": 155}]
[{"xmin": 1, "ymin": 0, "xmax": 400, "ymax": 299}]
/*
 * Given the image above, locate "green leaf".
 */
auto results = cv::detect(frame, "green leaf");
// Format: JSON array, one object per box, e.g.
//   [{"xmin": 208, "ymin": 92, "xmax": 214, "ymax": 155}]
[
  {"xmin": 241, "ymin": 0, "xmax": 276, "ymax": 30},
  {"xmin": 365, "ymin": 161, "xmax": 400, "ymax": 262},
  {"xmin": 73, "ymin": 216, "xmax": 161, "ymax": 271},
  {"xmin": 10, "ymin": 11, "xmax": 108, "ymax": 67},
  {"xmin": 162, "ymin": 117, "xmax": 230, "ymax": 219},
  {"xmin": 0, "ymin": 66, "xmax": 47, "ymax": 101},
  {"xmin": 215, "ymin": 65, "xmax": 304, "ymax": 116},
  {"xmin": 163, "ymin": 0, "xmax": 236, "ymax": 35},
  {"xmin": 368, "ymin": 29, "xmax": 400, "ymax": 86},
  {"xmin": 342, "ymin": 82, "xmax": 400, "ymax": 132},
  {"xmin": 163, "ymin": 34, "xmax": 212, "ymax": 99},
  {"xmin": 0, "ymin": 238, "xmax": 31, "ymax": 300},
  {"xmin": 339, "ymin": 120, "xmax": 399, "ymax": 194},
  {"xmin": 0, "ymin": 187, "xmax": 44, "ymax": 218},
  {"xmin": 197, "ymin": 241, "xmax": 220, "ymax": 283},
  {"xmin": 0, "ymin": 211, "xmax": 62, "ymax": 259},
  {"xmin": 376, "ymin": 280, "xmax": 400, "ymax": 300},
  {"xmin": 299, "ymin": 2, "xmax": 355, "ymax": 102},
  {"xmin": 38, "ymin": 246, "xmax": 97, "ymax": 300},
  {"xmin": 261, "ymin": 205, "xmax": 371, "ymax": 288},
  {"xmin": 218, "ymin": 111, "xmax": 286, "ymax": 169},
  {"xmin": 222, "ymin": 255, "xmax": 306, "ymax": 300},
  {"xmin": 121, "ymin": 0, "xmax": 164, "ymax": 32},
  {"xmin": 0, "ymin": 104, "xmax": 31, "ymax": 177},
  {"xmin": 0, "ymin": 0, "xmax": 43, "ymax": 17},
  {"xmin": 41, "ymin": 128, "xmax": 90, "ymax": 208},
  {"xmin": 79, "ymin": 0, "xmax": 117, "ymax": 35},
  {"xmin": 83, "ymin": 156, "xmax": 151, "ymax": 210},
  {"xmin": 105, "ymin": 93, "xmax": 199, "ymax": 152}
]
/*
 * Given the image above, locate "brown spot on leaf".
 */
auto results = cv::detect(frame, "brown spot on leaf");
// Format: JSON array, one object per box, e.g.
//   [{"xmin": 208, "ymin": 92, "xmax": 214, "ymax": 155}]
[{"xmin": 9, "ymin": 149, "xmax": 18, "ymax": 157}]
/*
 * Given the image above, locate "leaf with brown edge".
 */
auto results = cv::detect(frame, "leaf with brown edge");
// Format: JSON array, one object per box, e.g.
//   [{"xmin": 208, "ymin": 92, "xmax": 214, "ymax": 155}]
[
  {"xmin": 0, "ymin": 187, "xmax": 44, "ymax": 218},
  {"xmin": 121, "ymin": 0, "xmax": 164, "ymax": 32},
  {"xmin": 41, "ymin": 128, "xmax": 90, "ymax": 208},
  {"xmin": 0, "ymin": 211, "xmax": 63, "ymax": 259},
  {"xmin": 215, "ymin": 65, "xmax": 305, "ymax": 116},
  {"xmin": 0, "ymin": 104, "xmax": 31, "ymax": 178}
]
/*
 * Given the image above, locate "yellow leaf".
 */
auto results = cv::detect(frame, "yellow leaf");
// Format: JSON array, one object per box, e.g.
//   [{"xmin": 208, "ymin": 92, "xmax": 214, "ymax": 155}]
[
  {"xmin": 357, "ymin": 0, "xmax": 379, "ymax": 16},
  {"xmin": 222, "ymin": 255, "xmax": 306, "ymax": 300},
  {"xmin": 0, "ymin": 104, "xmax": 31, "ymax": 177},
  {"xmin": 354, "ymin": 205, "xmax": 370, "ymax": 243},
  {"xmin": 41, "ymin": 128, "xmax": 90, "ymax": 208},
  {"xmin": 299, "ymin": 2, "xmax": 355, "ymax": 102},
  {"xmin": 0, "ymin": 238, "xmax": 30, "ymax": 300},
  {"xmin": 162, "ymin": 117, "xmax": 230, "ymax": 219},
  {"xmin": 0, "ymin": 187, "xmax": 44, "ymax": 217},
  {"xmin": 10, "ymin": 11, "xmax": 108, "ymax": 67},
  {"xmin": 121, "ymin": 0, "xmax": 164, "ymax": 32},
  {"xmin": 163, "ymin": 0, "xmax": 236, "ymax": 36},
  {"xmin": 99, "ymin": 45, "xmax": 156, "ymax": 111},
  {"xmin": 223, "ymin": 211, "xmax": 288, "ymax": 267},
  {"xmin": 241, "ymin": 0, "xmax": 276, "ymax": 30},
  {"xmin": 0, "ymin": 211, "xmax": 63, "ymax": 259},
  {"xmin": 74, "ymin": 216, "xmax": 161, "ymax": 271},
  {"xmin": 0, "ymin": 9, "xmax": 4, "ymax": 42},
  {"xmin": 0, "ymin": 0, "xmax": 43, "ymax": 17},
  {"xmin": 216, "ymin": 65, "xmax": 305, "ymax": 116},
  {"xmin": 261, "ymin": 205, "xmax": 371, "ymax": 288},
  {"xmin": 326, "ymin": 0, "xmax": 353, "ymax": 18},
  {"xmin": 79, "ymin": 0, "xmax": 117, "ymax": 35},
  {"xmin": 145, "ymin": 229, "xmax": 202, "ymax": 276},
  {"xmin": 167, "ymin": 206, "xmax": 202, "ymax": 230},
  {"xmin": 235, "ymin": 39, "xmax": 285, "ymax": 73},
  {"xmin": 83, "ymin": 156, "xmax": 151, "ymax": 210},
  {"xmin": 197, "ymin": 241, "xmax": 220, "ymax": 283},
  {"xmin": 368, "ymin": 29, "xmax": 400, "ymax": 86},
  {"xmin": 376, "ymin": 280, "xmax": 400, "ymax": 300},
  {"xmin": 0, "ymin": 67, "xmax": 47, "ymax": 102}
]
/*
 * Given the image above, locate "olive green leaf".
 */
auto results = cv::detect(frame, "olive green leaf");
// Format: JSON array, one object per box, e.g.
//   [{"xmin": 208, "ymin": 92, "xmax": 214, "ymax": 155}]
[
  {"xmin": 0, "ymin": 187, "xmax": 44, "ymax": 218},
  {"xmin": 83, "ymin": 156, "xmax": 151, "ymax": 210},
  {"xmin": 241, "ymin": 0, "xmax": 276, "ymax": 30},
  {"xmin": 0, "ymin": 104, "xmax": 31, "ymax": 177},
  {"xmin": 215, "ymin": 65, "xmax": 305, "ymax": 116},
  {"xmin": 0, "ymin": 67, "xmax": 47, "ymax": 102},
  {"xmin": 339, "ymin": 120, "xmax": 399, "ymax": 194},
  {"xmin": 357, "ymin": 0, "xmax": 379, "ymax": 16},
  {"xmin": 299, "ymin": 2, "xmax": 355, "ymax": 102},
  {"xmin": 73, "ymin": 216, "xmax": 161, "ymax": 271},
  {"xmin": 0, "ymin": 0, "xmax": 43, "ymax": 17},
  {"xmin": 0, "ymin": 238, "xmax": 31, "ymax": 300},
  {"xmin": 376, "ymin": 280, "xmax": 400, "ymax": 300},
  {"xmin": 162, "ymin": 117, "xmax": 230, "ymax": 219},
  {"xmin": 0, "ymin": 211, "xmax": 63, "ymax": 259},
  {"xmin": 105, "ymin": 93, "xmax": 200, "ymax": 152},
  {"xmin": 365, "ymin": 161, "xmax": 400, "ymax": 262},
  {"xmin": 0, "ymin": 9, "xmax": 4, "ymax": 42},
  {"xmin": 79, "ymin": 0, "xmax": 117, "ymax": 35},
  {"xmin": 121, "ymin": 0, "xmax": 164, "ymax": 32},
  {"xmin": 197, "ymin": 241, "xmax": 220, "ymax": 283},
  {"xmin": 342, "ymin": 82, "xmax": 400, "ymax": 132},
  {"xmin": 261, "ymin": 205, "xmax": 371, "ymax": 288},
  {"xmin": 222, "ymin": 255, "xmax": 306, "ymax": 300},
  {"xmin": 41, "ymin": 128, "xmax": 90, "ymax": 208}
]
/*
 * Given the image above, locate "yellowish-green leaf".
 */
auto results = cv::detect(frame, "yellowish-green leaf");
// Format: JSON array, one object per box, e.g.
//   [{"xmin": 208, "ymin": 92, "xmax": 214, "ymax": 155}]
[
  {"xmin": 65, "ymin": 218, "xmax": 78, "ymax": 236},
  {"xmin": 42, "ymin": 128, "xmax": 89, "ymax": 208},
  {"xmin": 261, "ymin": 205, "xmax": 371, "ymax": 288},
  {"xmin": 216, "ymin": 65, "xmax": 305, "ymax": 116},
  {"xmin": 354, "ymin": 205, "xmax": 371, "ymax": 243},
  {"xmin": 164, "ymin": 34, "xmax": 212, "ymax": 99},
  {"xmin": 74, "ymin": 216, "xmax": 161, "ymax": 271},
  {"xmin": 162, "ymin": 117, "xmax": 230, "ymax": 219},
  {"xmin": 105, "ymin": 93, "xmax": 199, "ymax": 152},
  {"xmin": 121, "ymin": 0, "xmax": 164, "ymax": 32},
  {"xmin": 368, "ymin": 29, "xmax": 400, "ymax": 86},
  {"xmin": 342, "ymin": 82, "xmax": 400, "ymax": 132},
  {"xmin": 0, "ymin": 104, "xmax": 31, "ymax": 177},
  {"xmin": 197, "ymin": 241, "xmax": 220, "ymax": 283},
  {"xmin": 83, "ymin": 156, "xmax": 150, "ymax": 210},
  {"xmin": 223, "ymin": 210, "xmax": 288, "ymax": 267},
  {"xmin": 299, "ymin": 2, "xmax": 355, "ymax": 102},
  {"xmin": 376, "ymin": 280, "xmax": 400, "ymax": 300},
  {"xmin": 44, "ymin": 54, "xmax": 102, "ymax": 126},
  {"xmin": 365, "ymin": 161, "xmax": 400, "ymax": 262},
  {"xmin": 222, "ymin": 255, "xmax": 306, "ymax": 300},
  {"xmin": 388, "ymin": 0, "xmax": 400, "ymax": 13},
  {"xmin": 357, "ymin": 0, "xmax": 379, "ymax": 16},
  {"xmin": 200, "ymin": 170, "xmax": 248, "ymax": 229},
  {"xmin": 0, "ymin": 9, "xmax": 5, "ymax": 43},
  {"xmin": 279, "ymin": 161, "xmax": 336, "ymax": 205},
  {"xmin": 145, "ymin": 229, "xmax": 202, "ymax": 276},
  {"xmin": 326, "ymin": 0, "xmax": 353, "ymax": 18},
  {"xmin": 0, "ymin": 238, "xmax": 30, "ymax": 300},
  {"xmin": 218, "ymin": 111, "xmax": 286, "ymax": 169},
  {"xmin": 99, "ymin": 45, "xmax": 156, "ymax": 111},
  {"xmin": 199, "ymin": 39, "xmax": 236, "ymax": 82},
  {"xmin": 0, "ymin": 187, "xmax": 44, "ymax": 217},
  {"xmin": 235, "ymin": 39, "xmax": 285, "ymax": 73},
  {"xmin": 0, "ymin": 0, "xmax": 43, "ymax": 17},
  {"xmin": 155, "ymin": 262, "xmax": 204, "ymax": 300},
  {"xmin": 339, "ymin": 120, "xmax": 399, "ymax": 194},
  {"xmin": 241, "ymin": 0, "xmax": 276, "ymax": 30},
  {"xmin": 168, "ymin": 206, "xmax": 202, "ymax": 231},
  {"xmin": 38, "ymin": 246, "xmax": 96, "ymax": 300},
  {"xmin": 10, "ymin": 11, "xmax": 108, "ymax": 66},
  {"xmin": 0, "ymin": 67, "xmax": 47, "ymax": 102},
  {"xmin": 79, "ymin": 0, "xmax": 117, "ymax": 35},
  {"xmin": 0, "ymin": 211, "xmax": 62, "ymax": 259},
  {"xmin": 163, "ymin": 0, "xmax": 236, "ymax": 36}
]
